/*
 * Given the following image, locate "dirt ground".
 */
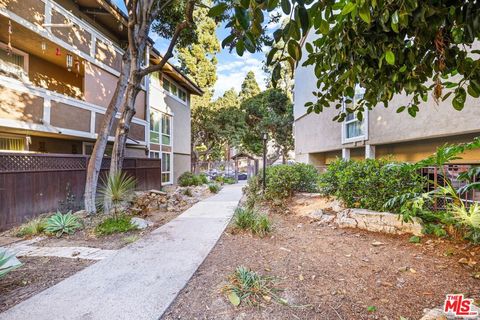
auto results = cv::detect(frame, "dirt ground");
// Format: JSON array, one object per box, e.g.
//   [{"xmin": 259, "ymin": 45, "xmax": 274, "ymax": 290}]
[
  {"xmin": 35, "ymin": 209, "xmax": 182, "ymax": 250},
  {"xmin": 0, "ymin": 257, "xmax": 94, "ymax": 312},
  {"xmin": 163, "ymin": 196, "xmax": 480, "ymax": 320}
]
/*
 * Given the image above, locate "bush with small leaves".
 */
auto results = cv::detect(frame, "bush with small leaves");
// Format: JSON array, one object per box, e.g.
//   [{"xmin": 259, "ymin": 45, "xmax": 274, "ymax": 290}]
[
  {"xmin": 178, "ymin": 172, "xmax": 204, "ymax": 187},
  {"xmin": 44, "ymin": 211, "xmax": 82, "ymax": 237},
  {"xmin": 95, "ymin": 215, "xmax": 137, "ymax": 236}
]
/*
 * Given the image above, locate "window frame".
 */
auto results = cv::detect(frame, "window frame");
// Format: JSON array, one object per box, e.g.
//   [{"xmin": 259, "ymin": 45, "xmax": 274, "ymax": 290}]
[
  {"xmin": 0, "ymin": 41, "xmax": 29, "ymax": 73},
  {"xmin": 161, "ymin": 113, "xmax": 172, "ymax": 146},
  {"xmin": 341, "ymin": 86, "xmax": 368, "ymax": 144},
  {"xmin": 161, "ymin": 151, "xmax": 172, "ymax": 184},
  {"xmin": 161, "ymin": 75, "xmax": 188, "ymax": 105},
  {"xmin": 149, "ymin": 111, "xmax": 161, "ymax": 144}
]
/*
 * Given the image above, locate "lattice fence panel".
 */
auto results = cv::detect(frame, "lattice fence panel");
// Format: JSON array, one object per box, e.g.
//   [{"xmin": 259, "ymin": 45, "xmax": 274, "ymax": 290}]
[{"xmin": 0, "ymin": 154, "xmax": 87, "ymax": 172}]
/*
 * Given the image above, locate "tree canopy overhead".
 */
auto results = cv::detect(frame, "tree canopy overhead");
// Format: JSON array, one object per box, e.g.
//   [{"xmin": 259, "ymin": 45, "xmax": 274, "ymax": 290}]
[{"xmin": 211, "ymin": 0, "xmax": 480, "ymax": 120}]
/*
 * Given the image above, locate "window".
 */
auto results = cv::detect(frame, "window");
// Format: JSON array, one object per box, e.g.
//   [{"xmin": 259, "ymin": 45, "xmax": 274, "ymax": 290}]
[
  {"xmin": 161, "ymin": 113, "xmax": 171, "ymax": 145},
  {"xmin": 0, "ymin": 135, "xmax": 26, "ymax": 151},
  {"xmin": 150, "ymin": 111, "xmax": 172, "ymax": 145},
  {"xmin": 149, "ymin": 111, "xmax": 160, "ymax": 144},
  {"xmin": 343, "ymin": 86, "xmax": 367, "ymax": 142},
  {"xmin": 162, "ymin": 78, "xmax": 170, "ymax": 92},
  {"xmin": 178, "ymin": 89, "xmax": 187, "ymax": 102},
  {"xmin": 161, "ymin": 152, "xmax": 172, "ymax": 183},
  {"xmin": 0, "ymin": 42, "xmax": 29, "ymax": 78},
  {"xmin": 149, "ymin": 151, "xmax": 160, "ymax": 159},
  {"xmin": 162, "ymin": 76, "xmax": 188, "ymax": 103},
  {"xmin": 83, "ymin": 142, "xmax": 112, "ymax": 156}
]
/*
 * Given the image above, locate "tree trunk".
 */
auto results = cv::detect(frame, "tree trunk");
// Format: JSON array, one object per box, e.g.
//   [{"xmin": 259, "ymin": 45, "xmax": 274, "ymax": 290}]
[
  {"xmin": 110, "ymin": 83, "xmax": 141, "ymax": 174},
  {"xmin": 84, "ymin": 52, "xmax": 131, "ymax": 214}
]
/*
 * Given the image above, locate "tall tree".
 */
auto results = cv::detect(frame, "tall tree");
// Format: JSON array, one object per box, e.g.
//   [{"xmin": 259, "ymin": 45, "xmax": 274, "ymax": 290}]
[
  {"xmin": 177, "ymin": 1, "xmax": 220, "ymax": 106},
  {"xmin": 191, "ymin": 88, "xmax": 244, "ymax": 172},
  {"xmin": 85, "ymin": 0, "xmax": 199, "ymax": 213},
  {"xmin": 239, "ymin": 71, "xmax": 261, "ymax": 101},
  {"xmin": 241, "ymin": 88, "xmax": 294, "ymax": 163}
]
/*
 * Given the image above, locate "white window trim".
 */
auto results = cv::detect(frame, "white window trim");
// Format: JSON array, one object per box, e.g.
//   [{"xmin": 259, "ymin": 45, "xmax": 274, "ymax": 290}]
[
  {"xmin": 341, "ymin": 87, "xmax": 368, "ymax": 144},
  {"xmin": 161, "ymin": 113, "xmax": 172, "ymax": 147},
  {"xmin": 161, "ymin": 75, "xmax": 188, "ymax": 105},
  {"xmin": 149, "ymin": 150, "xmax": 160, "ymax": 159},
  {"xmin": 0, "ymin": 41, "xmax": 29, "ymax": 73},
  {"xmin": 161, "ymin": 151, "xmax": 173, "ymax": 185}
]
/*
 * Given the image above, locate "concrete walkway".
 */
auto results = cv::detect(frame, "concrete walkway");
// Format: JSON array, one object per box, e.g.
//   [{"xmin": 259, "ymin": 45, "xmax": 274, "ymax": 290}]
[{"xmin": 1, "ymin": 183, "xmax": 244, "ymax": 320}]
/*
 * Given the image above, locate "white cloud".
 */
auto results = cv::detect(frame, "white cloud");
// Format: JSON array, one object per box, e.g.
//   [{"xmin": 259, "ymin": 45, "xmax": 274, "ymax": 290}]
[{"xmin": 214, "ymin": 53, "xmax": 267, "ymax": 98}]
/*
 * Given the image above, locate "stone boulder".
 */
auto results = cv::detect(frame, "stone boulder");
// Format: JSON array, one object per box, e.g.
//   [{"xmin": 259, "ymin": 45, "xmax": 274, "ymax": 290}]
[
  {"xmin": 130, "ymin": 217, "xmax": 154, "ymax": 230},
  {"xmin": 336, "ymin": 208, "xmax": 423, "ymax": 236}
]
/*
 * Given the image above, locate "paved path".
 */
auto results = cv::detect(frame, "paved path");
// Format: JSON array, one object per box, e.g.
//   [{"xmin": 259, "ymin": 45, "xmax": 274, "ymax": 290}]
[{"xmin": 1, "ymin": 183, "xmax": 244, "ymax": 320}]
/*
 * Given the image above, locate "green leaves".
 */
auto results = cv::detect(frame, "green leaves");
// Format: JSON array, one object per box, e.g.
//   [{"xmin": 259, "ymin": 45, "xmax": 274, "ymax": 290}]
[
  {"xmin": 385, "ymin": 50, "xmax": 395, "ymax": 65},
  {"xmin": 341, "ymin": 2, "xmax": 357, "ymax": 16},
  {"xmin": 281, "ymin": 0, "xmax": 291, "ymax": 14},
  {"xmin": 287, "ymin": 40, "xmax": 302, "ymax": 61},
  {"xmin": 208, "ymin": 3, "xmax": 228, "ymax": 17},
  {"xmin": 452, "ymin": 87, "xmax": 467, "ymax": 111},
  {"xmin": 468, "ymin": 80, "xmax": 480, "ymax": 98},
  {"xmin": 359, "ymin": 5, "xmax": 371, "ymax": 24}
]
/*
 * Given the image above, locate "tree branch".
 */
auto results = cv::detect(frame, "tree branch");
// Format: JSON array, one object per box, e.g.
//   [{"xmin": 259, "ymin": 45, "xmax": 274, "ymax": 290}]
[{"xmin": 138, "ymin": 0, "xmax": 195, "ymax": 77}]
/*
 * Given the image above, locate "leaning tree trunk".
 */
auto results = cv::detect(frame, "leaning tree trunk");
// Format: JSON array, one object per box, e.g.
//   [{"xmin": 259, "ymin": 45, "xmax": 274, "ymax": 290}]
[
  {"xmin": 84, "ymin": 52, "xmax": 131, "ymax": 214},
  {"xmin": 110, "ymin": 83, "xmax": 141, "ymax": 174}
]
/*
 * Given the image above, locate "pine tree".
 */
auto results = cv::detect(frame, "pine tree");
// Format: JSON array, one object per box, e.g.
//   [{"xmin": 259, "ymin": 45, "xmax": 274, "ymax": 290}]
[{"xmin": 239, "ymin": 71, "xmax": 261, "ymax": 102}]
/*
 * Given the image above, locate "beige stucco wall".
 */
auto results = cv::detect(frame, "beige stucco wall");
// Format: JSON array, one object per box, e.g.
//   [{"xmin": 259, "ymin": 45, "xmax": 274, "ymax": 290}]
[
  {"xmin": 173, "ymin": 153, "xmax": 191, "ymax": 184},
  {"xmin": 29, "ymin": 55, "xmax": 83, "ymax": 99},
  {"xmin": 0, "ymin": 85, "xmax": 44, "ymax": 123},
  {"xmin": 166, "ymin": 95, "xmax": 191, "ymax": 156},
  {"xmin": 84, "ymin": 63, "xmax": 146, "ymax": 120}
]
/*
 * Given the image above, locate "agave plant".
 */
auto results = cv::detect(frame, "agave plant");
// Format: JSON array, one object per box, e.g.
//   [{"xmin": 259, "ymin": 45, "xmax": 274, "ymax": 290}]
[
  {"xmin": 0, "ymin": 249, "xmax": 21, "ymax": 279},
  {"xmin": 45, "ymin": 211, "xmax": 82, "ymax": 237},
  {"xmin": 98, "ymin": 171, "xmax": 136, "ymax": 219}
]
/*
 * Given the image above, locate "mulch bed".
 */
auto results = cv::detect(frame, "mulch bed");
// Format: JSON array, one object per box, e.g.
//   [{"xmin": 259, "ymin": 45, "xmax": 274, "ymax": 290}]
[
  {"xmin": 0, "ymin": 257, "xmax": 94, "ymax": 313},
  {"xmin": 163, "ymin": 201, "xmax": 480, "ymax": 319}
]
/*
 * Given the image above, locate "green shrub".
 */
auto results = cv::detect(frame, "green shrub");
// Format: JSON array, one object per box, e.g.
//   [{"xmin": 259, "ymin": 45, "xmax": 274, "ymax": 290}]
[
  {"xmin": 199, "ymin": 173, "xmax": 209, "ymax": 184},
  {"xmin": 95, "ymin": 216, "xmax": 137, "ymax": 236},
  {"xmin": 178, "ymin": 172, "xmax": 204, "ymax": 186},
  {"xmin": 0, "ymin": 249, "xmax": 22, "ymax": 279},
  {"xmin": 223, "ymin": 177, "xmax": 236, "ymax": 184},
  {"xmin": 233, "ymin": 208, "xmax": 272, "ymax": 237},
  {"xmin": 16, "ymin": 217, "xmax": 47, "ymax": 237},
  {"xmin": 208, "ymin": 183, "xmax": 221, "ymax": 193},
  {"xmin": 263, "ymin": 163, "xmax": 319, "ymax": 201},
  {"xmin": 44, "ymin": 211, "xmax": 82, "ymax": 237},
  {"xmin": 319, "ymin": 159, "xmax": 424, "ymax": 212},
  {"xmin": 243, "ymin": 175, "xmax": 262, "ymax": 209}
]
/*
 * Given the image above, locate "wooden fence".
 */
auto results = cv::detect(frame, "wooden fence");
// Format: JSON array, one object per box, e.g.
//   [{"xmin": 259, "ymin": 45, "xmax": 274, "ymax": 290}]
[{"xmin": 0, "ymin": 153, "xmax": 161, "ymax": 231}]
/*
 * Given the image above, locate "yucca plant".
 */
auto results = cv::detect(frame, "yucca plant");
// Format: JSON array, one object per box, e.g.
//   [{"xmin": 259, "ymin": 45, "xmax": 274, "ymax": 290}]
[
  {"xmin": 45, "ymin": 211, "xmax": 82, "ymax": 237},
  {"xmin": 98, "ymin": 171, "xmax": 136, "ymax": 219},
  {"xmin": 0, "ymin": 249, "xmax": 21, "ymax": 279}
]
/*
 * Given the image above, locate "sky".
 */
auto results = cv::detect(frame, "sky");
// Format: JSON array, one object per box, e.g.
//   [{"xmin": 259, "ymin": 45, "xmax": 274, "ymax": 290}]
[{"xmin": 111, "ymin": 1, "xmax": 280, "ymax": 99}]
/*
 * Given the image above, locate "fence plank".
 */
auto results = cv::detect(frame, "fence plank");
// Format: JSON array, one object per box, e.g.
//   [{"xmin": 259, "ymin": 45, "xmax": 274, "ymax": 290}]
[{"xmin": 0, "ymin": 153, "xmax": 161, "ymax": 230}]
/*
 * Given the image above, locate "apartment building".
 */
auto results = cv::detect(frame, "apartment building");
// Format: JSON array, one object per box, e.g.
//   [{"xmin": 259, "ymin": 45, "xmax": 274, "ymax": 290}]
[
  {"xmin": 294, "ymin": 32, "xmax": 480, "ymax": 166},
  {"xmin": 0, "ymin": 0, "xmax": 202, "ymax": 184}
]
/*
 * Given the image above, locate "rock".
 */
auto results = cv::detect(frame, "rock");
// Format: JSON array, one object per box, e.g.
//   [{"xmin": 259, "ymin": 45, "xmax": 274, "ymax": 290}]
[
  {"xmin": 420, "ymin": 308, "xmax": 448, "ymax": 320},
  {"xmin": 336, "ymin": 208, "xmax": 423, "ymax": 236},
  {"xmin": 130, "ymin": 217, "xmax": 154, "ymax": 229},
  {"xmin": 73, "ymin": 210, "xmax": 88, "ymax": 218},
  {"xmin": 148, "ymin": 189, "xmax": 167, "ymax": 195}
]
